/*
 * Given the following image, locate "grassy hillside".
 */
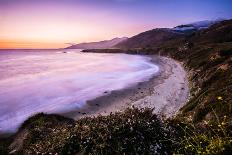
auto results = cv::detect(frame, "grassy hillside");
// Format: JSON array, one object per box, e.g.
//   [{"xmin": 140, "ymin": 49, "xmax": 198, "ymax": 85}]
[
  {"xmin": 2, "ymin": 108, "xmax": 232, "ymax": 154},
  {"xmin": 3, "ymin": 109, "xmax": 175, "ymax": 154},
  {"xmin": 154, "ymin": 20, "xmax": 232, "ymax": 124},
  {"xmin": 115, "ymin": 28, "xmax": 186, "ymax": 49}
]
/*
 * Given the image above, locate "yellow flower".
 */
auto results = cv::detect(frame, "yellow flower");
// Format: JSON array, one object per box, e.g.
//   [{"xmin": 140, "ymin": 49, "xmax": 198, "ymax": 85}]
[{"xmin": 217, "ymin": 96, "xmax": 223, "ymax": 100}]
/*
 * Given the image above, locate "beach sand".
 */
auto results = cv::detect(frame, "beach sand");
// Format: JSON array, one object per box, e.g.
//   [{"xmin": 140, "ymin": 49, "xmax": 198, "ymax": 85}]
[{"xmin": 63, "ymin": 56, "xmax": 189, "ymax": 119}]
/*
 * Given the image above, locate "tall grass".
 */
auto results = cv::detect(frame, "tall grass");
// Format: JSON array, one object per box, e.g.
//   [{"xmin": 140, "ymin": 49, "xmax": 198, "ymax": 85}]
[{"xmin": 174, "ymin": 108, "xmax": 232, "ymax": 154}]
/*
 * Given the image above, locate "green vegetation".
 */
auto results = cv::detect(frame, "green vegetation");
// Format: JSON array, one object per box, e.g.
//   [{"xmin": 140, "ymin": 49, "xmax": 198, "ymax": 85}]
[
  {"xmin": 5, "ymin": 108, "xmax": 175, "ymax": 154},
  {"xmin": 172, "ymin": 110, "xmax": 232, "ymax": 154},
  {"xmin": 2, "ymin": 108, "xmax": 232, "ymax": 154}
]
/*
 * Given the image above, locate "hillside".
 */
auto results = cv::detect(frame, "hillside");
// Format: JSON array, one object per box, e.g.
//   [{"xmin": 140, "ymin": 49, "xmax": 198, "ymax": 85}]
[
  {"xmin": 5, "ymin": 109, "xmax": 177, "ymax": 154},
  {"xmin": 66, "ymin": 37, "xmax": 128, "ymax": 49},
  {"xmin": 165, "ymin": 20, "xmax": 232, "ymax": 123},
  {"xmin": 115, "ymin": 19, "xmax": 226, "ymax": 49},
  {"xmin": 115, "ymin": 28, "xmax": 186, "ymax": 49},
  {"xmin": 172, "ymin": 19, "xmax": 224, "ymax": 32},
  {"xmin": 189, "ymin": 20, "xmax": 232, "ymax": 44}
]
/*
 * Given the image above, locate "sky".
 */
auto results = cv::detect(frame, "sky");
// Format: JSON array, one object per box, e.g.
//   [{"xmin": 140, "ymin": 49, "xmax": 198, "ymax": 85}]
[{"xmin": 0, "ymin": 0, "xmax": 232, "ymax": 49}]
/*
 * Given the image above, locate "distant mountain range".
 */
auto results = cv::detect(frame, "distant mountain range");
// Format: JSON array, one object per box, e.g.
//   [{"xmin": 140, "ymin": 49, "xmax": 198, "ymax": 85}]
[
  {"xmin": 66, "ymin": 37, "xmax": 128, "ymax": 49},
  {"xmin": 66, "ymin": 19, "xmax": 225, "ymax": 50},
  {"xmin": 115, "ymin": 19, "xmax": 227, "ymax": 49}
]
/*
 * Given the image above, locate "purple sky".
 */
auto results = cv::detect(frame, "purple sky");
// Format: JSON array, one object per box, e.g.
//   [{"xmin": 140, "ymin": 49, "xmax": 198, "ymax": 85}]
[{"xmin": 0, "ymin": 0, "xmax": 231, "ymax": 48}]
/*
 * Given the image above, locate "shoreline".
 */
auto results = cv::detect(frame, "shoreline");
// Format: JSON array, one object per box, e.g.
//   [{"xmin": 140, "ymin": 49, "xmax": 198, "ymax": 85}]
[
  {"xmin": 0, "ymin": 55, "xmax": 189, "ymax": 137},
  {"xmin": 62, "ymin": 55, "xmax": 189, "ymax": 119}
]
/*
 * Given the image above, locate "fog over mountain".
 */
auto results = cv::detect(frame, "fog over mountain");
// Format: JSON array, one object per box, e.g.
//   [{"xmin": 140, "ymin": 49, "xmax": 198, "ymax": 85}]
[
  {"xmin": 115, "ymin": 19, "xmax": 228, "ymax": 48},
  {"xmin": 172, "ymin": 19, "xmax": 225, "ymax": 32}
]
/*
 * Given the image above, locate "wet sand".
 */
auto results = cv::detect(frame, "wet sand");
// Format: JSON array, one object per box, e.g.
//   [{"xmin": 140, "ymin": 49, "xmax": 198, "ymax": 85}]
[{"xmin": 63, "ymin": 56, "xmax": 189, "ymax": 119}]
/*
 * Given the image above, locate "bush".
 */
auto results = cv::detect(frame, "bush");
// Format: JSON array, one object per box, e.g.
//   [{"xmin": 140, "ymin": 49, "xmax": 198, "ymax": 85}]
[
  {"xmin": 3, "ymin": 108, "xmax": 232, "ymax": 154},
  {"xmin": 18, "ymin": 108, "xmax": 175, "ymax": 154}
]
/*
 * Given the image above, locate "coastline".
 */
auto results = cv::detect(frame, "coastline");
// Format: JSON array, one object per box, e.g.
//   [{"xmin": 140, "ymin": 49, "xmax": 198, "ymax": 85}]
[
  {"xmin": 1, "ymin": 19, "xmax": 231, "ymax": 154},
  {"xmin": 62, "ymin": 55, "xmax": 189, "ymax": 119}
]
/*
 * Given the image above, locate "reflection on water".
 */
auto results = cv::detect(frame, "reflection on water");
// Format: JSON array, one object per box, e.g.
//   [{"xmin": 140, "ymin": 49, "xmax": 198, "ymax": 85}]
[{"xmin": 0, "ymin": 49, "xmax": 159, "ymax": 132}]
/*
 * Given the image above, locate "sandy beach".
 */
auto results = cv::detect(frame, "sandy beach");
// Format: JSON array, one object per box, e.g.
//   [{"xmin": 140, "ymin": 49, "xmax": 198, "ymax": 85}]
[{"xmin": 63, "ymin": 56, "xmax": 189, "ymax": 119}]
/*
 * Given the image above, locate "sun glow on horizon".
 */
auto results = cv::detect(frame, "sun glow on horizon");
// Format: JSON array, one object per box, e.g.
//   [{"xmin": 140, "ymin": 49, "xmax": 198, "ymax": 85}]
[
  {"xmin": 0, "ymin": 0, "xmax": 231, "ymax": 49},
  {"xmin": 0, "ymin": 10, "xmax": 137, "ymax": 49},
  {"xmin": 0, "ymin": 1, "xmax": 143, "ymax": 49}
]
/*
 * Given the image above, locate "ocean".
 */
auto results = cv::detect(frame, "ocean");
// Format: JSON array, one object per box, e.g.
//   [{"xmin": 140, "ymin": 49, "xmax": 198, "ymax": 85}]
[{"xmin": 0, "ymin": 49, "xmax": 159, "ymax": 133}]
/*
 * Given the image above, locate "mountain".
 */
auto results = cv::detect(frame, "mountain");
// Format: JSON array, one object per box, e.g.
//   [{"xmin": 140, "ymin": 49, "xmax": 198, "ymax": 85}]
[
  {"xmin": 189, "ymin": 19, "xmax": 232, "ymax": 43},
  {"xmin": 115, "ymin": 28, "xmax": 186, "ymax": 49},
  {"xmin": 172, "ymin": 19, "xmax": 224, "ymax": 32},
  {"xmin": 115, "ymin": 19, "xmax": 228, "ymax": 49},
  {"xmin": 66, "ymin": 37, "xmax": 128, "ymax": 49},
  {"xmin": 66, "ymin": 19, "xmax": 225, "ymax": 50}
]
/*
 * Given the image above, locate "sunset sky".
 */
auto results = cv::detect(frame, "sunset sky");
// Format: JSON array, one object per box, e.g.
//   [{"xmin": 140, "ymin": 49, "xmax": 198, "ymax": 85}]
[{"xmin": 0, "ymin": 0, "xmax": 232, "ymax": 49}]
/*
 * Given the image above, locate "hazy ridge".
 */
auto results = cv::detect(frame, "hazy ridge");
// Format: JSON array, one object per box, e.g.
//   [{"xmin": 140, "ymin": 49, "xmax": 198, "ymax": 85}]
[{"xmin": 66, "ymin": 37, "xmax": 128, "ymax": 49}]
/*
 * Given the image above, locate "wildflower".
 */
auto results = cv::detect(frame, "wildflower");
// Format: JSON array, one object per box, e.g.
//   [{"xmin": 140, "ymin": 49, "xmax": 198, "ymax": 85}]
[
  {"xmin": 218, "ymin": 125, "xmax": 222, "ymax": 127},
  {"xmin": 221, "ymin": 122, "xmax": 225, "ymax": 126},
  {"xmin": 217, "ymin": 96, "xmax": 223, "ymax": 100}
]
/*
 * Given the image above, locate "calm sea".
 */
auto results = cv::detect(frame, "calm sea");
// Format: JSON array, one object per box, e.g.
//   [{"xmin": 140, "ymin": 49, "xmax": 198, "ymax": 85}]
[{"xmin": 0, "ymin": 49, "xmax": 159, "ymax": 133}]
